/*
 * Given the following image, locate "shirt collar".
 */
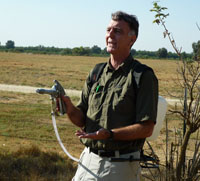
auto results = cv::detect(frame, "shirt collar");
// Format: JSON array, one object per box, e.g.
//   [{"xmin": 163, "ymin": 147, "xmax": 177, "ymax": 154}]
[{"xmin": 105, "ymin": 54, "xmax": 134, "ymax": 74}]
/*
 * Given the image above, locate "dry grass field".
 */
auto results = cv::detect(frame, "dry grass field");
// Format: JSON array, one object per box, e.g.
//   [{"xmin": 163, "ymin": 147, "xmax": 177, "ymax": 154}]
[
  {"xmin": 0, "ymin": 52, "xmax": 179, "ymax": 96},
  {"xmin": 0, "ymin": 52, "xmax": 189, "ymax": 180}
]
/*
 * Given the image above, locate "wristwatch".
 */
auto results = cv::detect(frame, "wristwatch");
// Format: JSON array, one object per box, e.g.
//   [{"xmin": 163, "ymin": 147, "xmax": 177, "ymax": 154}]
[{"xmin": 108, "ymin": 129, "xmax": 114, "ymax": 140}]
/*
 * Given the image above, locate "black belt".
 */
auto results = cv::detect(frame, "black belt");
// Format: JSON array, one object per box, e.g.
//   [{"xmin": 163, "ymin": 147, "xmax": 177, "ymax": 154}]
[{"xmin": 89, "ymin": 148, "xmax": 139, "ymax": 157}]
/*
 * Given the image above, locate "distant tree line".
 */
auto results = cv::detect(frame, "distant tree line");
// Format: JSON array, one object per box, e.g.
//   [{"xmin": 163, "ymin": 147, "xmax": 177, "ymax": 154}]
[
  {"xmin": 0, "ymin": 40, "xmax": 199, "ymax": 60},
  {"xmin": 192, "ymin": 40, "xmax": 200, "ymax": 61}
]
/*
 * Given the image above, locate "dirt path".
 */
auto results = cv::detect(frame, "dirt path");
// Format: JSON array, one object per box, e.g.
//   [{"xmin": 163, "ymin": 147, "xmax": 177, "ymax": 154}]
[
  {"xmin": 0, "ymin": 84, "xmax": 178, "ymax": 105},
  {"xmin": 0, "ymin": 84, "xmax": 81, "ymax": 97}
]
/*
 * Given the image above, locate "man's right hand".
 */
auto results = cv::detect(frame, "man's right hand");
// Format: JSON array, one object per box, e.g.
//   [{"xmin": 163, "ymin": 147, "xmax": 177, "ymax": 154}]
[
  {"xmin": 56, "ymin": 95, "xmax": 72, "ymax": 114},
  {"xmin": 57, "ymin": 96, "xmax": 85, "ymax": 128}
]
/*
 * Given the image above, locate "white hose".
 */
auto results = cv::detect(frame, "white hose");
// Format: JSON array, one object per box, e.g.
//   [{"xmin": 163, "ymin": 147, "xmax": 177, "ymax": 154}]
[
  {"xmin": 51, "ymin": 112, "xmax": 100, "ymax": 179},
  {"xmin": 51, "ymin": 112, "xmax": 79, "ymax": 163}
]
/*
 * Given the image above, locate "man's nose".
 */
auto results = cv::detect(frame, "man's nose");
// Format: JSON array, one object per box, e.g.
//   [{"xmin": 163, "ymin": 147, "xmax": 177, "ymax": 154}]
[{"xmin": 107, "ymin": 29, "xmax": 114, "ymax": 38}]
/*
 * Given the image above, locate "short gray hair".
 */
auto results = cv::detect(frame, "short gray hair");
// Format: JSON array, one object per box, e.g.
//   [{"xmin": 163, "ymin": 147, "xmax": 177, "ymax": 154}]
[{"xmin": 111, "ymin": 11, "xmax": 139, "ymax": 38}]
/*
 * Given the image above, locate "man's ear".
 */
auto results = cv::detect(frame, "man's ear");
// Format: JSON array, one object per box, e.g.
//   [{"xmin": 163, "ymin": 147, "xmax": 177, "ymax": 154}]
[
  {"xmin": 131, "ymin": 35, "xmax": 137, "ymax": 43},
  {"xmin": 129, "ymin": 35, "xmax": 136, "ymax": 47}
]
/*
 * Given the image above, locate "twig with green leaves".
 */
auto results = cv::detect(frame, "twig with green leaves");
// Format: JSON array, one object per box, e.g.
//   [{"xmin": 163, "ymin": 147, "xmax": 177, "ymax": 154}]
[
  {"xmin": 150, "ymin": 2, "xmax": 181, "ymax": 57},
  {"xmin": 151, "ymin": 1, "xmax": 200, "ymax": 181}
]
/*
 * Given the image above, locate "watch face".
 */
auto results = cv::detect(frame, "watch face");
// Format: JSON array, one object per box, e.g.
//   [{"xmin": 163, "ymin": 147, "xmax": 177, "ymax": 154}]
[{"xmin": 109, "ymin": 130, "xmax": 114, "ymax": 140}]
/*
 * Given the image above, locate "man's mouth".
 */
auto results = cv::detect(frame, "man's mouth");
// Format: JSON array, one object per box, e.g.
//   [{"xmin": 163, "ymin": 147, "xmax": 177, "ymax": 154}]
[{"xmin": 108, "ymin": 42, "xmax": 116, "ymax": 46}]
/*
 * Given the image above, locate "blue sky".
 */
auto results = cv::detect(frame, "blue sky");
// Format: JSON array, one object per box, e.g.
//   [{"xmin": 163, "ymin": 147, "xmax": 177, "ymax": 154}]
[{"xmin": 0, "ymin": 0, "xmax": 199, "ymax": 53}]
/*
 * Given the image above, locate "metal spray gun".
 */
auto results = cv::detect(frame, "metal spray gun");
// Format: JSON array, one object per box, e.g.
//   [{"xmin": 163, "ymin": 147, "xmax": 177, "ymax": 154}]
[
  {"xmin": 36, "ymin": 80, "xmax": 66, "ymax": 115},
  {"xmin": 36, "ymin": 80, "xmax": 79, "ymax": 162}
]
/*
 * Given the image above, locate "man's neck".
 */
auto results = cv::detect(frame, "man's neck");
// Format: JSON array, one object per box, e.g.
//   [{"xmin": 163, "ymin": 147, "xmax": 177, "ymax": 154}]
[{"xmin": 110, "ymin": 53, "xmax": 130, "ymax": 70}]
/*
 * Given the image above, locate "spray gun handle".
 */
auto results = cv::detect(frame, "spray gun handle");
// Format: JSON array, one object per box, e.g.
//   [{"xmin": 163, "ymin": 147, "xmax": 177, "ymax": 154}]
[
  {"xmin": 58, "ymin": 97, "xmax": 66, "ymax": 115},
  {"xmin": 53, "ymin": 80, "xmax": 67, "ymax": 115}
]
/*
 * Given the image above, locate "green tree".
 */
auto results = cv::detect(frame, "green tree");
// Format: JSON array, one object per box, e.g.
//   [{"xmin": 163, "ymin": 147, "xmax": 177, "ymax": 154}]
[
  {"xmin": 168, "ymin": 51, "xmax": 179, "ymax": 59},
  {"xmin": 192, "ymin": 40, "xmax": 200, "ymax": 61},
  {"xmin": 91, "ymin": 45, "xmax": 101, "ymax": 54},
  {"xmin": 181, "ymin": 51, "xmax": 187, "ymax": 60},
  {"xmin": 60, "ymin": 48, "xmax": 72, "ymax": 55},
  {"xmin": 101, "ymin": 47, "xmax": 109, "ymax": 56},
  {"xmin": 130, "ymin": 48, "xmax": 136, "ymax": 56},
  {"xmin": 72, "ymin": 46, "xmax": 90, "ymax": 56},
  {"xmin": 6, "ymin": 40, "xmax": 15, "ymax": 49},
  {"xmin": 157, "ymin": 47, "xmax": 168, "ymax": 58}
]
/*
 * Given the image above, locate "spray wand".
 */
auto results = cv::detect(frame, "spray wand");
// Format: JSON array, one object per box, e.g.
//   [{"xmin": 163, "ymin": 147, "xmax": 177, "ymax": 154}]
[{"xmin": 36, "ymin": 80, "xmax": 79, "ymax": 162}]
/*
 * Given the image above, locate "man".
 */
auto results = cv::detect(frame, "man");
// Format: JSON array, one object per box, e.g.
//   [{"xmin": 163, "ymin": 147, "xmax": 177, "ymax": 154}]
[{"xmin": 62, "ymin": 11, "xmax": 158, "ymax": 181}]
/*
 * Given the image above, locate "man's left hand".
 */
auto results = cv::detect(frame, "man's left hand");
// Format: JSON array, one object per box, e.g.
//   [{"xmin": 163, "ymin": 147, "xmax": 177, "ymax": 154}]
[{"xmin": 75, "ymin": 128, "xmax": 110, "ymax": 140}]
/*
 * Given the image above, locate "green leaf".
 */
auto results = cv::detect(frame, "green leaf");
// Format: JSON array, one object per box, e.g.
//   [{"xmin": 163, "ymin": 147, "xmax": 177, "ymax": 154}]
[
  {"xmin": 153, "ymin": 19, "xmax": 160, "ymax": 25},
  {"xmin": 161, "ymin": 7, "xmax": 168, "ymax": 10},
  {"xmin": 150, "ymin": 9, "xmax": 157, "ymax": 12},
  {"xmin": 155, "ymin": 13, "xmax": 167, "ymax": 18},
  {"xmin": 165, "ymin": 13, "xmax": 170, "ymax": 17}
]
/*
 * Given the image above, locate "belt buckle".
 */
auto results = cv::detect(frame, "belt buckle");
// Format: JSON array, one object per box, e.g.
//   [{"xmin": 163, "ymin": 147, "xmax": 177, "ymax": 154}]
[
  {"xmin": 98, "ymin": 150, "xmax": 120, "ymax": 158},
  {"xmin": 98, "ymin": 150, "xmax": 105, "ymax": 156}
]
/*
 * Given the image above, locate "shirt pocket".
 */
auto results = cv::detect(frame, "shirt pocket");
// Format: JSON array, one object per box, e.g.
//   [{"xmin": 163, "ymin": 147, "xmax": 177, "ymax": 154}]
[
  {"xmin": 112, "ymin": 86, "xmax": 135, "ymax": 114},
  {"xmin": 88, "ymin": 82, "xmax": 104, "ymax": 109}
]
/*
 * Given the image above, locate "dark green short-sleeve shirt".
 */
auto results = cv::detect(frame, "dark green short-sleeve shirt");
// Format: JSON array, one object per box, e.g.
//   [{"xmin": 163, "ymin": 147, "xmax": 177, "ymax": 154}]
[{"xmin": 77, "ymin": 54, "xmax": 158, "ymax": 151}]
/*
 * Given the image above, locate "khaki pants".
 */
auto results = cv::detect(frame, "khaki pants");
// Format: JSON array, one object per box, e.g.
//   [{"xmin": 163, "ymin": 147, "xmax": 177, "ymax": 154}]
[{"xmin": 72, "ymin": 147, "xmax": 141, "ymax": 181}]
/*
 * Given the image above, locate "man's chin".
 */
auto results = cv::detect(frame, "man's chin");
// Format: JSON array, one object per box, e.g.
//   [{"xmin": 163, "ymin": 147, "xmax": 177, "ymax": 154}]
[{"xmin": 106, "ymin": 47, "xmax": 116, "ymax": 54}]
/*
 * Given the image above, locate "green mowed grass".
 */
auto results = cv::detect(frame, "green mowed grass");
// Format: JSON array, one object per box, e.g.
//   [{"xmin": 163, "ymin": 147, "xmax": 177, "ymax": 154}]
[
  {"xmin": 0, "ymin": 91, "xmax": 83, "ymax": 156},
  {"xmin": 0, "ymin": 91, "xmax": 83, "ymax": 180}
]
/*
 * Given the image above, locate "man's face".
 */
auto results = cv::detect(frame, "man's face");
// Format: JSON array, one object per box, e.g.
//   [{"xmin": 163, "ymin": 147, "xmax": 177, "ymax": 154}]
[{"xmin": 106, "ymin": 19, "xmax": 135, "ymax": 56}]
